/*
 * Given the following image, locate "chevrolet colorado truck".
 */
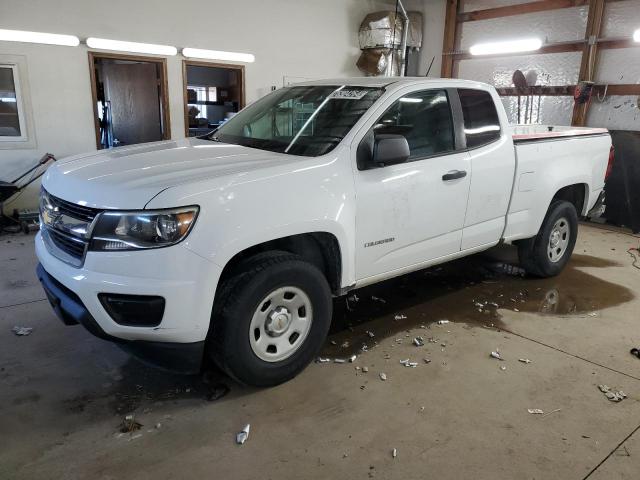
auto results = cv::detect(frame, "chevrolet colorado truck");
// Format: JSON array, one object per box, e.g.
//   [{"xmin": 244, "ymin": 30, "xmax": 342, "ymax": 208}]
[{"xmin": 36, "ymin": 77, "xmax": 613, "ymax": 386}]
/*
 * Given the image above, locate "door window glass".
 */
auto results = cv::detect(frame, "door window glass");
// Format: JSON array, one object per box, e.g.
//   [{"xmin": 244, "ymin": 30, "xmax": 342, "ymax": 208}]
[
  {"xmin": 0, "ymin": 65, "xmax": 24, "ymax": 139},
  {"xmin": 373, "ymin": 89, "xmax": 455, "ymax": 160},
  {"xmin": 458, "ymin": 88, "xmax": 501, "ymax": 148}
]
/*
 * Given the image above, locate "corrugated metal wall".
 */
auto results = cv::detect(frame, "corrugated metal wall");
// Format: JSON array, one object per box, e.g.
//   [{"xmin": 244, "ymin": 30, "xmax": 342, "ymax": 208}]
[{"xmin": 455, "ymin": 0, "xmax": 640, "ymax": 129}]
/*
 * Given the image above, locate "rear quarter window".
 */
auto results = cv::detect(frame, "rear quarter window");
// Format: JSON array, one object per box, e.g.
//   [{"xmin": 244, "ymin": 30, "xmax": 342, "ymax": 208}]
[{"xmin": 458, "ymin": 89, "xmax": 501, "ymax": 149}]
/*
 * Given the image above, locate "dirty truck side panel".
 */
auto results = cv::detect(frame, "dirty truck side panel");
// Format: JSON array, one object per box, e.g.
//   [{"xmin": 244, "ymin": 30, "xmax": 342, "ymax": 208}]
[
  {"xmin": 349, "ymin": 84, "xmax": 472, "ymax": 281},
  {"xmin": 460, "ymin": 86, "xmax": 516, "ymax": 251},
  {"xmin": 503, "ymin": 134, "xmax": 612, "ymax": 242},
  {"xmin": 145, "ymin": 148, "xmax": 357, "ymax": 289}
]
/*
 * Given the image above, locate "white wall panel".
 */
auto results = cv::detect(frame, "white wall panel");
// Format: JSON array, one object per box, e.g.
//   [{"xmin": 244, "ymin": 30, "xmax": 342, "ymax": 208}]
[
  {"xmin": 595, "ymin": 48, "xmax": 640, "ymax": 84},
  {"xmin": 602, "ymin": 0, "xmax": 640, "ymax": 38},
  {"xmin": 457, "ymin": 52, "xmax": 582, "ymax": 87},
  {"xmin": 460, "ymin": 7, "xmax": 588, "ymax": 49},
  {"xmin": 500, "ymin": 95, "xmax": 575, "ymax": 125},
  {"xmin": 587, "ymin": 96, "xmax": 640, "ymax": 130}
]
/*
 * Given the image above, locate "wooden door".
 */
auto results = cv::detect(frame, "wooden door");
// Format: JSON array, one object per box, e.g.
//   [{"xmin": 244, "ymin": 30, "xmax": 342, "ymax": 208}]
[{"xmin": 102, "ymin": 62, "xmax": 162, "ymax": 146}]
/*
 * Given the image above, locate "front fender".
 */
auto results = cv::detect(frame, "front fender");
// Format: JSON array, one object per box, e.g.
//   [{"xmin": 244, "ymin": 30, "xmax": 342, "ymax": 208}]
[{"xmin": 146, "ymin": 151, "xmax": 356, "ymax": 289}]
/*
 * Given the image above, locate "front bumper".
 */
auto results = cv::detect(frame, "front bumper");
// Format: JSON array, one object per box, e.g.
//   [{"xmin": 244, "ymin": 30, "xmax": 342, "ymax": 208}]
[
  {"xmin": 35, "ymin": 231, "xmax": 222, "ymax": 373},
  {"xmin": 37, "ymin": 264, "xmax": 205, "ymax": 373}
]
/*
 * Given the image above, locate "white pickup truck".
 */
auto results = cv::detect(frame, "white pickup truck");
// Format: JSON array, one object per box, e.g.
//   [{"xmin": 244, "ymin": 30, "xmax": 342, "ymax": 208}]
[{"xmin": 36, "ymin": 77, "xmax": 613, "ymax": 385}]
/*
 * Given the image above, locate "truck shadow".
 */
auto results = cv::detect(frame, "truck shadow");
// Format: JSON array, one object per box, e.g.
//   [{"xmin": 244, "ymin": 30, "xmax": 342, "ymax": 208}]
[
  {"xmin": 101, "ymin": 246, "xmax": 633, "ymax": 414},
  {"xmin": 322, "ymin": 246, "xmax": 633, "ymax": 357}
]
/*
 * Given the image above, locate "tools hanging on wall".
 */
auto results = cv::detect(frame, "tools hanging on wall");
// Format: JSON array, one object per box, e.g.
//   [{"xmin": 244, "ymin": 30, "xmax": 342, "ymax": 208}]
[{"xmin": 512, "ymin": 69, "xmax": 544, "ymax": 124}]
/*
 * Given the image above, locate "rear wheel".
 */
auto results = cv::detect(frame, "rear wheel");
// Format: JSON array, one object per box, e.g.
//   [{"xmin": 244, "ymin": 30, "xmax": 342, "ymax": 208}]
[
  {"xmin": 518, "ymin": 200, "xmax": 578, "ymax": 278},
  {"xmin": 209, "ymin": 252, "xmax": 332, "ymax": 387}
]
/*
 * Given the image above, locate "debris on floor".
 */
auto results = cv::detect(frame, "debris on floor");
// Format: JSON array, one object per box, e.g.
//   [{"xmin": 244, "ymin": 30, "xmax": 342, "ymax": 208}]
[
  {"xmin": 518, "ymin": 358, "xmax": 532, "ymax": 364},
  {"xmin": 236, "ymin": 424, "xmax": 251, "ymax": 445},
  {"xmin": 11, "ymin": 326, "xmax": 33, "ymax": 336},
  {"xmin": 490, "ymin": 351, "xmax": 504, "ymax": 361},
  {"xmin": 413, "ymin": 336, "xmax": 424, "ymax": 347},
  {"xmin": 630, "ymin": 348, "xmax": 640, "ymax": 359},
  {"xmin": 371, "ymin": 295, "xmax": 386, "ymax": 304},
  {"xmin": 499, "ymin": 366, "xmax": 507, "ymax": 371},
  {"xmin": 119, "ymin": 414, "xmax": 142, "ymax": 433},
  {"xmin": 527, "ymin": 409, "xmax": 544, "ymax": 415},
  {"xmin": 490, "ymin": 262, "xmax": 526, "ymax": 277},
  {"xmin": 206, "ymin": 382, "xmax": 230, "ymax": 402},
  {"xmin": 366, "ymin": 330, "xmax": 375, "ymax": 338},
  {"xmin": 348, "ymin": 354, "xmax": 357, "ymax": 363},
  {"xmin": 400, "ymin": 359, "xmax": 418, "ymax": 368},
  {"xmin": 392, "ymin": 448, "xmax": 397, "ymax": 458},
  {"xmin": 334, "ymin": 358, "xmax": 346, "ymax": 364},
  {"xmin": 394, "ymin": 314, "xmax": 407, "ymax": 320},
  {"xmin": 437, "ymin": 320, "xmax": 449, "ymax": 325},
  {"xmin": 379, "ymin": 372, "xmax": 387, "ymax": 381},
  {"xmin": 362, "ymin": 366, "xmax": 369, "ymax": 373},
  {"xmin": 316, "ymin": 357, "xmax": 331, "ymax": 363},
  {"xmin": 598, "ymin": 385, "xmax": 627, "ymax": 402},
  {"xmin": 541, "ymin": 408, "xmax": 562, "ymax": 418}
]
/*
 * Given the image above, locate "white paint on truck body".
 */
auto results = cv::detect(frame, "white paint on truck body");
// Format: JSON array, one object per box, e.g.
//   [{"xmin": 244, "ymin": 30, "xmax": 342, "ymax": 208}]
[{"xmin": 36, "ymin": 77, "xmax": 611, "ymax": 346}]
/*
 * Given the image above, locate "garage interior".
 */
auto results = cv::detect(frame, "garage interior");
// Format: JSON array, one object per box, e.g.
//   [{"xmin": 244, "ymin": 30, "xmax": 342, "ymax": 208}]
[{"xmin": 1, "ymin": 0, "xmax": 640, "ymax": 478}]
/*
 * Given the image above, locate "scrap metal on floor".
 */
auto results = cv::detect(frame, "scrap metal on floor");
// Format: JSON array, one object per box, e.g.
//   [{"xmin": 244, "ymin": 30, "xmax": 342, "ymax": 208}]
[{"xmin": 1, "ymin": 224, "xmax": 639, "ymax": 479}]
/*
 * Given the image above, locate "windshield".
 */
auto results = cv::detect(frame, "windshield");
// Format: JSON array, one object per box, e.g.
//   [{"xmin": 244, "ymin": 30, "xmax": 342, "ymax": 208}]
[{"xmin": 207, "ymin": 85, "xmax": 384, "ymax": 157}]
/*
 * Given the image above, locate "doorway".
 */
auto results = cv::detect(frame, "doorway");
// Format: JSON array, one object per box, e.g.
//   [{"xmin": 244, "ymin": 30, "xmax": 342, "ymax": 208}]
[
  {"xmin": 182, "ymin": 61, "xmax": 245, "ymax": 137},
  {"xmin": 89, "ymin": 52, "xmax": 171, "ymax": 149}
]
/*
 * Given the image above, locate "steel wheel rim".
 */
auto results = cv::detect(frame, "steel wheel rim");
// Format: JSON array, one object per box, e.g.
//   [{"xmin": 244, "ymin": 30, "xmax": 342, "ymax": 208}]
[
  {"xmin": 547, "ymin": 217, "xmax": 570, "ymax": 263},
  {"xmin": 249, "ymin": 286, "xmax": 313, "ymax": 362}
]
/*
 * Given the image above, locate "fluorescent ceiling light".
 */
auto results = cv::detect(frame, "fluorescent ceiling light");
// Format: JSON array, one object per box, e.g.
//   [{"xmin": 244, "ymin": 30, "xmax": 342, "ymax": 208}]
[
  {"xmin": 469, "ymin": 38, "xmax": 542, "ymax": 56},
  {"xmin": 0, "ymin": 28, "xmax": 79, "ymax": 46},
  {"xmin": 634, "ymin": 29, "xmax": 640, "ymax": 42},
  {"xmin": 182, "ymin": 47, "xmax": 255, "ymax": 63},
  {"xmin": 86, "ymin": 37, "xmax": 177, "ymax": 55}
]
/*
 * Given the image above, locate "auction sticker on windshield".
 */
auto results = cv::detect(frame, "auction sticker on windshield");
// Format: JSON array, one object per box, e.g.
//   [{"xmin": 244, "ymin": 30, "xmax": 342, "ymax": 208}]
[{"xmin": 329, "ymin": 89, "xmax": 369, "ymax": 100}]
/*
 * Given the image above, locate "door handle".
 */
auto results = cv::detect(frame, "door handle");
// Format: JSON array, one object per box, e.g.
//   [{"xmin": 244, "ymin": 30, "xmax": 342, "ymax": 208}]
[{"xmin": 442, "ymin": 170, "xmax": 467, "ymax": 181}]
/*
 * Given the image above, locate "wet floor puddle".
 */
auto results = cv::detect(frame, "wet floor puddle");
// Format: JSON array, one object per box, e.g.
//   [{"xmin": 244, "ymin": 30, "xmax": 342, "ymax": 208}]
[
  {"xmin": 323, "ymin": 249, "xmax": 634, "ymax": 357},
  {"xmin": 59, "ymin": 249, "xmax": 634, "ymax": 415}
]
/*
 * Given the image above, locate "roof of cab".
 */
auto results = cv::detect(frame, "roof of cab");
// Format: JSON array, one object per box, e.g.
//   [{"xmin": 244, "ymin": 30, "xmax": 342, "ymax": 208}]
[{"xmin": 291, "ymin": 77, "xmax": 489, "ymax": 88}]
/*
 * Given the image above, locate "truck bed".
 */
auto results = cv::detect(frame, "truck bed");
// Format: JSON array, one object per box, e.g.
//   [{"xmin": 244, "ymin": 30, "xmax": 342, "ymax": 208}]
[
  {"xmin": 511, "ymin": 124, "xmax": 609, "ymax": 143},
  {"xmin": 504, "ymin": 124, "xmax": 611, "ymax": 243}
]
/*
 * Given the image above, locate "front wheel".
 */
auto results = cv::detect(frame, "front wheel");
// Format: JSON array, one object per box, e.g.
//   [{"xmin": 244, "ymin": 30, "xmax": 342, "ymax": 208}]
[
  {"xmin": 517, "ymin": 200, "xmax": 578, "ymax": 278},
  {"xmin": 209, "ymin": 252, "xmax": 332, "ymax": 387}
]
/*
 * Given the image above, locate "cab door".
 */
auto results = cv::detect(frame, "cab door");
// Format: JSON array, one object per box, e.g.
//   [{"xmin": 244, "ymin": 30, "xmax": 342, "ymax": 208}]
[
  {"xmin": 353, "ymin": 88, "xmax": 471, "ymax": 281},
  {"xmin": 457, "ymin": 88, "xmax": 515, "ymax": 250}
]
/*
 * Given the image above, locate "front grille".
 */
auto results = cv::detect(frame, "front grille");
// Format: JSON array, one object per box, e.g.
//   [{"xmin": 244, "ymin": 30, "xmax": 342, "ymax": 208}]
[
  {"xmin": 40, "ymin": 189, "xmax": 103, "ymax": 266},
  {"xmin": 48, "ymin": 193, "xmax": 100, "ymax": 223},
  {"xmin": 48, "ymin": 228, "xmax": 87, "ymax": 258}
]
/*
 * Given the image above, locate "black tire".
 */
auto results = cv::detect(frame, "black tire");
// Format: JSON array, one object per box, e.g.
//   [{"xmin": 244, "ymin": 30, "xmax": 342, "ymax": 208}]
[
  {"xmin": 209, "ymin": 252, "xmax": 332, "ymax": 387},
  {"xmin": 517, "ymin": 200, "xmax": 578, "ymax": 278}
]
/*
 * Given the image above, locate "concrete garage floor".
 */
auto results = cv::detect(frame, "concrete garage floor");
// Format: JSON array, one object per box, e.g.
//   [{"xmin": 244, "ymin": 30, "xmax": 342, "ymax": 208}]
[{"xmin": 1, "ymin": 224, "xmax": 639, "ymax": 479}]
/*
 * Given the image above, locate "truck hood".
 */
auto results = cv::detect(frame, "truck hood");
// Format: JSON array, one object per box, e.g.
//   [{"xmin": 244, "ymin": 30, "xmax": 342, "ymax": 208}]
[{"xmin": 41, "ymin": 138, "xmax": 300, "ymax": 209}]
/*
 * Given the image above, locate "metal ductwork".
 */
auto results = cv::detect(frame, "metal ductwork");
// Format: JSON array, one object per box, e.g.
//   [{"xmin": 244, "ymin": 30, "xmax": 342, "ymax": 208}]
[{"xmin": 356, "ymin": 1, "xmax": 423, "ymax": 77}]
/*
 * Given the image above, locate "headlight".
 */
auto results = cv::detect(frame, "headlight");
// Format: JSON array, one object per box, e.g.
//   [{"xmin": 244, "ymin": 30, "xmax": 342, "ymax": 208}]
[{"xmin": 90, "ymin": 206, "xmax": 199, "ymax": 251}]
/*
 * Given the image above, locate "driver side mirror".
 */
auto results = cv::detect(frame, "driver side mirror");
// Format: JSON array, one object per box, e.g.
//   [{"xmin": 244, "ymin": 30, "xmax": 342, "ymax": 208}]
[{"xmin": 372, "ymin": 134, "xmax": 410, "ymax": 168}]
